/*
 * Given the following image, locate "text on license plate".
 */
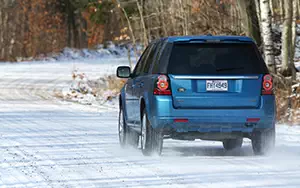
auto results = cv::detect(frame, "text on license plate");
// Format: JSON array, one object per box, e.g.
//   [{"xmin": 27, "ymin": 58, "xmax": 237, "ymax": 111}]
[{"xmin": 206, "ymin": 80, "xmax": 228, "ymax": 91}]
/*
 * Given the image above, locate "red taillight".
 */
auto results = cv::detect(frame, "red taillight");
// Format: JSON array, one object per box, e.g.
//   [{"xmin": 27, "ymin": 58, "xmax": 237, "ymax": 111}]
[
  {"xmin": 246, "ymin": 118, "xmax": 260, "ymax": 123},
  {"xmin": 174, "ymin": 119, "xmax": 189, "ymax": 123},
  {"xmin": 154, "ymin": 75, "xmax": 171, "ymax": 95},
  {"xmin": 153, "ymin": 88, "xmax": 172, "ymax": 95},
  {"xmin": 262, "ymin": 74, "xmax": 273, "ymax": 95}
]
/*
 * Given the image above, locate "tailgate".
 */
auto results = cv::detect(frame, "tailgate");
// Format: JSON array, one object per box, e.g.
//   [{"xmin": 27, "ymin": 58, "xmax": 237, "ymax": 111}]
[{"xmin": 170, "ymin": 75, "xmax": 262, "ymax": 109}]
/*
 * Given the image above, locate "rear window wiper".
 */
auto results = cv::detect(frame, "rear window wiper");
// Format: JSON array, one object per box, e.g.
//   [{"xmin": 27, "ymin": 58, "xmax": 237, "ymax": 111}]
[{"xmin": 216, "ymin": 67, "xmax": 244, "ymax": 72}]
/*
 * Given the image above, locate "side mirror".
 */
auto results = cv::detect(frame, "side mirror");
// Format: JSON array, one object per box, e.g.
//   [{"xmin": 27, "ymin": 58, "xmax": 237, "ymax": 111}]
[{"xmin": 117, "ymin": 66, "xmax": 131, "ymax": 78}]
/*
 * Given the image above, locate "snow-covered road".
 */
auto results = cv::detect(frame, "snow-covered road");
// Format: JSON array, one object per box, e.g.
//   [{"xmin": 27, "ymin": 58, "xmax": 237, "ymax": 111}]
[{"xmin": 1, "ymin": 61, "xmax": 300, "ymax": 188}]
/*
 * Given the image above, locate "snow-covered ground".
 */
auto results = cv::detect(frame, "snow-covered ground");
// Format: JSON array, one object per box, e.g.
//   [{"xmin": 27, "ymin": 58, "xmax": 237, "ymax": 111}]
[{"xmin": 1, "ymin": 59, "xmax": 300, "ymax": 188}]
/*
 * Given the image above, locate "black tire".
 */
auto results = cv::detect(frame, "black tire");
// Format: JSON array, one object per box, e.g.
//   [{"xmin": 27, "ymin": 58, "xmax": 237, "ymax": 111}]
[
  {"xmin": 141, "ymin": 110, "xmax": 163, "ymax": 156},
  {"xmin": 118, "ymin": 107, "xmax": 139, "ymax": 148},
  {"xmin": 118, "ymin": 108, "xmax": 127, "ymax": 147},
  {"xmin": 252, "ymin": 128, "xmax": 275, "ymax": 155},
  {"xmin": 223, "ymin": 138, "xmax": 243, "ymax": 150}
]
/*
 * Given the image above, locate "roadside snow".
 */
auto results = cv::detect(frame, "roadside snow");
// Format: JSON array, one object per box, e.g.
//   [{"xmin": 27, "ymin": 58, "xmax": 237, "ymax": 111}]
[{"xmin": 15, "ymin": 42, "xmax": 142, "ymax": 63}]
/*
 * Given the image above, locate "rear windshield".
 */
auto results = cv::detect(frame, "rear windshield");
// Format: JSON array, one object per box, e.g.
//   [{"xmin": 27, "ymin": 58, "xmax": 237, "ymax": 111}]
[{"xmin": 167, "ymin": 43, "xmax": 268, "ymax": 75}]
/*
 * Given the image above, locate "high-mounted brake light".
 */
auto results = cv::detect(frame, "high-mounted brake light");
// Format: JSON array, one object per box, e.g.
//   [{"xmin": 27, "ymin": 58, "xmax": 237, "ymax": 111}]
[
  {"xmin": 153, "ymin": 75, "xmax": 172, "ymax": 95},
  {"xmin": 262, "ymin": 74, "xmax": 273, "ymax": 95}
]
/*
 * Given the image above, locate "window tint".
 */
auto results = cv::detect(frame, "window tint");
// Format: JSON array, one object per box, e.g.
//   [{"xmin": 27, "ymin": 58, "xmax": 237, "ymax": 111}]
[
  {"xmin": 168, "ymin": 43, "xmax": 268, "ymax": 75},
  {"xmin": 142, "ymin": 43, "xmax": 158, "ymax": 74},
  {"xmin": 132, "ymin": 46, "xmax": 151, "ymax": 77}
]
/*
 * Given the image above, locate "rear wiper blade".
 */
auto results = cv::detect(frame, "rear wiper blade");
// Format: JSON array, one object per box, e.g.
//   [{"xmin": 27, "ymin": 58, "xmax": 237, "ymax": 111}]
[{"xmin": 216, "ymin": 67, "xmax": 244, "ymax": 72}]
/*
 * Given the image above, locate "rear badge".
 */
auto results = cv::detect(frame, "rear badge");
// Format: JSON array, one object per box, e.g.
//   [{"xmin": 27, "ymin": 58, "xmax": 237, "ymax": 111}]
[{"xmin": 178, "ymin": 87, "xmax": 186, "ymax": 92}]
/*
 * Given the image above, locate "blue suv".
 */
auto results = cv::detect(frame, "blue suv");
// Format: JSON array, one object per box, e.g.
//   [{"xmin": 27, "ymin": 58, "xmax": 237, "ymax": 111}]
[{"xmin": 117, "ymin": 36, "xmax": 276, "ymax": 156}]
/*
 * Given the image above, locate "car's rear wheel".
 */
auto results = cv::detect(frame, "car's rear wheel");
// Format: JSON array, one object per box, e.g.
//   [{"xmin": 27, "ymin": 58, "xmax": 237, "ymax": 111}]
[
  {"xmin": 252, "ymin": 128, "xmax": 275, "ymax": 155},
  {"xmin": 118, "ymin": 108, "xmax": 127, "ymax": 147},
  {"xmin": 223, "ymin": 138, "xmax": 243, "ymax": 150},
  {"xmin": 141, "ymin": 110, "xmax": 163, "ymax": 156},
  {"xmin": 118, "ymin": 107, "xmax": 139, "ymax": 148}
]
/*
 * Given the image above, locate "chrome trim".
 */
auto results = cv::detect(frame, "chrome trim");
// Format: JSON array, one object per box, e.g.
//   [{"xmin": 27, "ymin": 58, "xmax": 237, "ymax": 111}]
[{"xmin": 172, "ymin": 75, "xmax": 259, "ymax": 80}]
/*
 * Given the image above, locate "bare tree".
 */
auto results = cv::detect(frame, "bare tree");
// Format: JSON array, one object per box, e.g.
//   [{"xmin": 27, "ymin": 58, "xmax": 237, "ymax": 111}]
[
  {"xmin": 260, "ymin": 0, "xmax": 276, "ymax": 73},
  {"xmin": 0, "ymin": 3, "xmax": 3, "ymax": 60},
  {"xmin": 0, "ymin": 0, "xmax": 10, "ymax": 60},
  {"xmin": 291, "ymin": 0, "xmax": 298, "ymax": 80},
  {"xmin": 115, "ymin": 0, "xmax": 138, "ymax": 69},
  {"xmin": 178, "ymin": 0, "xmax": 189, "ymax": 35},
  {"xmin": 270, "ymin": 0, "xmax": 274, "ymax": 19},
  {"xmin": 281, "ymin": 0, "xmax": 293, "ymax": 76},
  {"xmin": 237, "ymin": 0, "xmax": 262, "ymax": 46},
  {"xmin": 136, "ymin": 0, "xmax": 148, "ymax": 47},
  {"xmin": 279, "ymin": 0, "xmax": 285, "ymax": 19},
  {"xmin": 254, "ymin": 0, "xmax": 262, "ymax": 24}
]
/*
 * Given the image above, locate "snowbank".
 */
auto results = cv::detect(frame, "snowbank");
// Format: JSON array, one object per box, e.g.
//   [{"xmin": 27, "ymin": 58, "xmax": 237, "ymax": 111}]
[
  {"xmin": 58, "ymin": 70, "xmax": 122, "ymax": 108},
  {"xmin": 16, "ymin": 42, "xmax": 142, "ymax": 63}
]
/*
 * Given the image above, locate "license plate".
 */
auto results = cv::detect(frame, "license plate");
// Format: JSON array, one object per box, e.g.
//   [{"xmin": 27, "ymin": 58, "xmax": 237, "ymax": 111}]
[{"xmin": 206, "ymin": 80, "xmax": 228, "ymax": 91}]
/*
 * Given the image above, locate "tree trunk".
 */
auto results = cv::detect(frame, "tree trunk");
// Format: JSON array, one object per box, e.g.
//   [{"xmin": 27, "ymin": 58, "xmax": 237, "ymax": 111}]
[
  {"xmin": 298, "ymin": 0, "xmax": 300, "ymax": 19},
  {"xmin": 159, "ymin": 0, "xmax": 167, "ymax": 36},
  {"xmin": 269, "ymin": 0, "xmax": 274, "ymax": 19},
  {"xmin": 3, "ymin": 8, "xmax": 8, "ymax": 60},
  {"xmin": 254, "ymin": 0, "xmax": 263, "ymax": 48},
  {"xmin": 116, "ymin": 0, "xmax": 138, "ymax": 69},
  {"xmin": 178, "ymin": 0, "xmax": 188, "ymax": 35},
  {"xmin": 254, "ymin": 0, "xmax": 261, "ymax": 23},
  {"xmin": 8, "ymin": 10, "xmax": 15, "ymax": 60},
  {"xmin": 281, "ymin": 0, "xmax": 293, "ymax": 76},
  {"xmin": 0, "ymin": 0, "xmax": 12, "ymax": 60},
  {"xmin": 260, "ymin": 0, "xmax": 276, "ymax": 73},
  {"xmin": 136, "ymin": 0, "xmax": 148, "ymax": 48},
  {"xmin": 66, "ymin": 0, "xmax": 75, "ymax": 48},
  {"xmin": 237, "ymin": 0, "xmax": 262, "ymax": 46},
  {"xmin": 279, "ymin": 0, "xmax": 285, "ymax": 20},
  {"xmin": 291, "ymin": 0, "xmax": 298, "ymax": 80},
  {"xmin": 0, "ymin": 7, "xmax": 3, "ymax": 60}
]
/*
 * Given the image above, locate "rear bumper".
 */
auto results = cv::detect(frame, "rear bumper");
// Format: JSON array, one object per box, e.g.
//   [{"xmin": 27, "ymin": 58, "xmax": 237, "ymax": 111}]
[{"xmin": 148, "ymin": 95, "xmax": 276, "ymax": 133}]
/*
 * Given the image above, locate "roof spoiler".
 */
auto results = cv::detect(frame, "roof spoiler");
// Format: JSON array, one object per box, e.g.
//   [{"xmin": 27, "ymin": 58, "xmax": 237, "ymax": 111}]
[{"xmin": 174, "ymin": 38, "xmax": 253, "ymax": 43}]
